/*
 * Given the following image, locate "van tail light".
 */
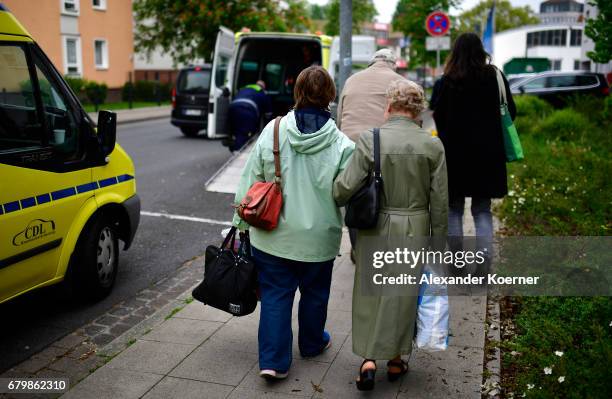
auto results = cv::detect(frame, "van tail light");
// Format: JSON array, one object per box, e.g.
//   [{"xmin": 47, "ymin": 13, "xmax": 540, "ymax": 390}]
[
  {"xmin": 171, "ymin": 87, "xmax": 176, "ymax": 108},
  {"xmin": 602, "ymin": 86, "xmax": 609, "ymax": 96}
]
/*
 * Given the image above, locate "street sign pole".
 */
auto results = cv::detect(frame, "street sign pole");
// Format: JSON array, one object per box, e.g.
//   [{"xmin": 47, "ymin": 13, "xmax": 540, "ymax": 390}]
[{"xmin": 338, "ymin": 0, "xmax": 352, "ymax": 95}]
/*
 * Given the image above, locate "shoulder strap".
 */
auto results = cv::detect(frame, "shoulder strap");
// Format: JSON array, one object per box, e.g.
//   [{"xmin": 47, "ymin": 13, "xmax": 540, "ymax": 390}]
[
  {"xmin": 273, "ymin": 117, "xmax": 282, "ymax": 181},
  {"xmin": 373, "ymin": 128, "xmax": 381, "ymax": 177},
  {"xmin": 494, "ymin": 67, "xmax": 507, "ymax": 106}
]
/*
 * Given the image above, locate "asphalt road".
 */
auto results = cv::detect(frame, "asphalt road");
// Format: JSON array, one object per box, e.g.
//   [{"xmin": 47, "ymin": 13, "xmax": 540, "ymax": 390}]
[{"xmin": 0, "ymin": 119, "xmax": 235, "ymax": 372}]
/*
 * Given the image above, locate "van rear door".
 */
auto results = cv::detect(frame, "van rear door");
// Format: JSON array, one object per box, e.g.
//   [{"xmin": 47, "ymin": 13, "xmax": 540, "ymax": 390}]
[{"xmin": 207, "ymin": 27, "xmax": 234, "ymax": 139}]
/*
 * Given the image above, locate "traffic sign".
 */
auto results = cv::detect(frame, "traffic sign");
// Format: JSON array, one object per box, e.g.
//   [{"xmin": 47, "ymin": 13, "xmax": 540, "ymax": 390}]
[
  {"xmin": 425, "ymin": 11, "xmax": 451, "ymax": 37},
  {"xmin": 426, "ymin": 36, "xmax": 451, "ymax": 51}
]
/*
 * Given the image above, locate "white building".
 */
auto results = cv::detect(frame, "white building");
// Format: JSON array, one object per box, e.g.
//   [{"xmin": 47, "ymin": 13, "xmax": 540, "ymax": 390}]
[{"xmin": 493, "ymin": 23, "xmax": 586, "ymax": 72}]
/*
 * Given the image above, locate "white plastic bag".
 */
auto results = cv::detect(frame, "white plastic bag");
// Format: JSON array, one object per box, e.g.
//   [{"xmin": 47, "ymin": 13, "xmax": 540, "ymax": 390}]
[{"xmin": 416, "ymin": 269, "xmax": 450, "ymax": 351}]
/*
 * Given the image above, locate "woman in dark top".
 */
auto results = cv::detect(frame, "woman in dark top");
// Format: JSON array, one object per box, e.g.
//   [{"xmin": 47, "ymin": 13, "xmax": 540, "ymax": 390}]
[{"xmin": 430, "ymin": 32, "xmax": 516, "ymax": 248}]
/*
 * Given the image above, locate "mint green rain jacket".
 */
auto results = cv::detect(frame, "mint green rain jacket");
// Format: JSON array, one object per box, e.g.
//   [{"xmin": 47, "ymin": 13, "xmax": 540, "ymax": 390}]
[{"xmin": 233, "ymin": 111, "xmax": 355, "ymax": 262}]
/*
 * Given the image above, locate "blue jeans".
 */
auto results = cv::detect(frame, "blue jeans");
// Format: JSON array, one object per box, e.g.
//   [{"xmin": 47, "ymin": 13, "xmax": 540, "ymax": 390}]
[
  {"xmin": 448, "ymin": 197, "xmax": 493, "ymax": 259},
  {"xmin": 252, "ymin": 247, "xmax": 334, "ymax": 373}
]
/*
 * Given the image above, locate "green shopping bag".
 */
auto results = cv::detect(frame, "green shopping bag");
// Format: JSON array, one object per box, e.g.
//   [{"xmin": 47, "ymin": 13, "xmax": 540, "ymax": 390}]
[{"xmin": 495, "ymin": 68, "xmax": 524, "ymax": 162}]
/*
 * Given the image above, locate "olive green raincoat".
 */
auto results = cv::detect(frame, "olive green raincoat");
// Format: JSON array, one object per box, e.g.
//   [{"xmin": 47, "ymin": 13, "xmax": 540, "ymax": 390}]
[{"xmin": 333, "ymin": 115, "xmax": 448, "ymax": 359}]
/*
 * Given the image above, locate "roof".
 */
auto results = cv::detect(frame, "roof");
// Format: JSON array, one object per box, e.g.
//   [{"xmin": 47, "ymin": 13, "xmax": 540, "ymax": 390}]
[
  {"xmin": 0, "ymin": 7, "xmax": 32, "ymax": 38},
  {"xmin": 235, "ymin": 31, "xmax": 332, "ymax": 45}
]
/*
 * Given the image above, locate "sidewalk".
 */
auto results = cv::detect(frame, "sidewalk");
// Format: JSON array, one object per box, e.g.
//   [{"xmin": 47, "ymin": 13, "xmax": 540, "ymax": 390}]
[
  {"xmin": 62, "ymin": 224, "xmax": 489, "ymax": 399},
  {"xmin": 87, "ymin": 106, "xmax": 171, "ymax": 125}
]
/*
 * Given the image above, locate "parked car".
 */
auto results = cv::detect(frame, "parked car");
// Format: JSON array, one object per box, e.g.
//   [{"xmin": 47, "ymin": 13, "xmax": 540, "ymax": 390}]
[
  {"xmin": 510, "ymin": 71, "xmax": 609, "ymax": 107},
  {"xmin": 507, "ymin": 73, "xmax": 535, "ymax": 87},
  {"xmin": 171, "ymin": 65, "xmax": 212, "ymax": 137},
  {"xmin": 0, "ymin": 7, "xmax": 140, "ymax": 303}
]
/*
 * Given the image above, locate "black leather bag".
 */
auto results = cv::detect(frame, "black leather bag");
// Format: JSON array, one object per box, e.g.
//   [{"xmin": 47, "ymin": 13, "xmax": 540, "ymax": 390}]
[
  {"xmin": 192, "ymin": 227, "xmax": 257, "ymax": 316},
  {"xmin": 344, "ymin": 128, "xmax": 383, "ymax": 229}
]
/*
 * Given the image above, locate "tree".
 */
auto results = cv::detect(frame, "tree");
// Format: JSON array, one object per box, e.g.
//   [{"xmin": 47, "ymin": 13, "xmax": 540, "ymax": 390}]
[
  {"xmin": 324, "ymin": 0, "xmax": 377, "ymax": 36},
  {"xmin": 392, "ymin": 0, "xmax": 459, "ymax": 67},
  {"xmin": 585, "ymin": 0, "xmax": 612, "ymax": 64},
  {"xmin": 133, "ymin": 0, "xmax": 311, "ymax": 64},
  {"xmin": 456, "ymin": 0, "xmax": 539, "ymax": 34},
  {"xmin": 310, "ymin": 3, "xmax": 327, "ymax": 20}
]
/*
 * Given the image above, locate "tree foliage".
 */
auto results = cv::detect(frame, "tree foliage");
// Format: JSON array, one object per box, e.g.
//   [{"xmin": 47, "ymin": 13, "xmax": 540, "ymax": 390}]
[
  {"xmin": 392, "ymin": 0, "xmax": 459, "ymax": 67},
  {"xmin": 133, "ymin": 0, "xmax": 311, "ymax": 64},
  {"xmin": 456, "ymin": 0, "xmax": 539, "ymax": 34},
  {"xmin": 324, "ymin": 0, "xmax": 377, "ymax": 36},
  {"xmin": 585, "ymin": 0, "xmax": 612, "ymax": 64}
]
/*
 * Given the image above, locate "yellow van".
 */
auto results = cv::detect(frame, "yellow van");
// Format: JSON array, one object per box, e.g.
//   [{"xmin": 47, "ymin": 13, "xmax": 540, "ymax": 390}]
[
  {"xmin": 0, "ymin": 7, "xmax": 139, "ymax": 303},
  {"xmin": 207, "ymin": 28, "xmax": 333, "ymax": 138}
]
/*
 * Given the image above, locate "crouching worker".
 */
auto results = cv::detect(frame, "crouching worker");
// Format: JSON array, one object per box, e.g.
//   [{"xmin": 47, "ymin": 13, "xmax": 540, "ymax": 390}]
[{"xmin": 225, "ymin": 80, "xmax": 273, "ymax": 152}]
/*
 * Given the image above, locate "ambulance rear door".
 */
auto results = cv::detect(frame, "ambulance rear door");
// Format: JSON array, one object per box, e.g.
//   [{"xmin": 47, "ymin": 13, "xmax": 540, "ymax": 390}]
[{"xmin": 207, "ymin": 26, "xmax": 234, "ymax": 139}]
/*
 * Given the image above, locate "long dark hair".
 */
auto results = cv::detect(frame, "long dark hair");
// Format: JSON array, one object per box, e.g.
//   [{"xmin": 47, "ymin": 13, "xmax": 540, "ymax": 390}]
[{"xmin": 444, "ymin": 32, "xmax": 492, "ymax": 81}]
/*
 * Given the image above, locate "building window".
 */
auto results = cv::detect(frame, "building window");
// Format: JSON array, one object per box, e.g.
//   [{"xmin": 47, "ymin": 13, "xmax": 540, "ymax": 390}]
[
  {"xmin": 526, "ymin": 29, "xmax": 567, "ymax": 48},
  {"xmin": 62, "ymin": 0, "xmax": 79, "ymax": 14},
  {"xmin": 92, "ymin": 0, "xmax": 106, "ymax": 10},
  {"xmin": 94, "ymin": 39, "xmax": 108, "ymax": 69},
  {"xmin": 63, "ymin": 36, "xmax": 82, "ymax": 76},
  {"xmin": 551, "ymin": 60, "xmax": 562, "ymax": 71},
  {"xmin": 570, "ymin": 29, "xmax": 582, "ymax": 46}
]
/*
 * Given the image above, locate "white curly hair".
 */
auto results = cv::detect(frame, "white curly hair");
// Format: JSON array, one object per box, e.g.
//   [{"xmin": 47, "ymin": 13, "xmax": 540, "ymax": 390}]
[{"xmin": 385, "ymin": 79, "xmax": 428, "ymax": 116}]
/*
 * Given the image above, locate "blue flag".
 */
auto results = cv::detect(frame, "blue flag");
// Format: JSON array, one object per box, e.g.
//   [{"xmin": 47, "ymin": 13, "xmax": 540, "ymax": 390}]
[{"xmin": 482, "ymin": 2, "xmax": 495, "ymax": 54}]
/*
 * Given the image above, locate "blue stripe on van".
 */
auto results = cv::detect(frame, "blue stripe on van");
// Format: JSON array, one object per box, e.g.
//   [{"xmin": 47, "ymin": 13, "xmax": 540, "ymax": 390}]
[
  {"xmin": 51, "ymin": 187, "xmax": 77, "ymax": 200},
  {"xmin": 36, "ymin": 193, "xmax": 51, "ymax": 204},
  {"xmin": 20, "ymin": 197, "xmax": 36, "ymax": 209},
  {"xmin": 0, "ymin": 174, "xmax": 133, "ymax": 217},
  {"xmin": 3, "ymin": 201, "xmax": 20, "ymax": 213},
  {"xmin": 77, "ymin": 182, "xmax": 98, "ymax": 193}
]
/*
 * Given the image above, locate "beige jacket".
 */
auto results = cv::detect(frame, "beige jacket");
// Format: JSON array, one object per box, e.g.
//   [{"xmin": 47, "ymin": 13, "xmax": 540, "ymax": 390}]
[{"xmin": 337, "ymin": 61, "xmax": 406, "ymax": 142}]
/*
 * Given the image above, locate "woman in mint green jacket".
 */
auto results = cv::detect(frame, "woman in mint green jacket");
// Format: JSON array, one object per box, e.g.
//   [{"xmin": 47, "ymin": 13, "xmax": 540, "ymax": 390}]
[{"xmin": 233, "ymin": 66, "xmax": 354, "ymax": 380}]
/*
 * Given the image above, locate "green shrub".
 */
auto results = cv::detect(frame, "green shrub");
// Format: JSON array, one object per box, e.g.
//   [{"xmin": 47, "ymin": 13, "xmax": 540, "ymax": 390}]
[
  {"xmin": 503, "ymin": 297, "xmax": 612, "ymax": 398},
  {"xmin": 514, "ymin": 96, "xmax": 553, "ymax": 119},
  {"xmin": 536, "ymin": 109, "xmax": 590, "ymax": 142},
  {"xmin": 122, "ymin": 80, "xmax": 171, "ymax": 102},
  {"xmin": 64, "ymin": 76, "xmax": 87, "ymax": 99},
  {"xmin": 84, "ymin": 81, "xmax": 108, "ymax": 111}
]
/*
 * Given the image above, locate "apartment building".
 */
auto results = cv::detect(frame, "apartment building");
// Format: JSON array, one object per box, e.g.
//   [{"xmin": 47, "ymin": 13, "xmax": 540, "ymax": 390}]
[{"xmin": 4, "ymin": 0, "xmax": 134, "ymax": 97}]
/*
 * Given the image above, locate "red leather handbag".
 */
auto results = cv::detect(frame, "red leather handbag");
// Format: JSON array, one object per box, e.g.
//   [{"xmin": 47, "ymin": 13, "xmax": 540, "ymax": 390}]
[{"xmin": 236, "ymin": 117, "xmax": 283, "ymax": 231}]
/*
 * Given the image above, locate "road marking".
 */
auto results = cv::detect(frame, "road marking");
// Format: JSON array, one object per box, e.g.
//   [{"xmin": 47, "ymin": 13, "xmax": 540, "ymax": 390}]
[{"xmin": 141, "ymin": 211, "xmax": 232, "ymax": 226}]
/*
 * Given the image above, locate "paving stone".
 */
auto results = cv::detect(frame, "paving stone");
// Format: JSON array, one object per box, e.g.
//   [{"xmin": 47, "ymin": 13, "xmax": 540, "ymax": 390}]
[
  {"xmin": 47, "ymin": 356, "xmax": 100, "ymax": 383},
  {"xmin": 82, "ymin": 324, "xmax": 106, "ymax": 337},
  {"xmin": 138, "ymin": 290, "xmax": 159, "ymax": 300},
  {"xmin": 397, "ymin": 370, "xmax": 481, "ymax": 399},
  {"xmin": 66, "ymin": 341, "xmax": 97, "ymax": 360},
  {"xmin": 313, "ymin": 348, "xmax": 400, "ymax": 399},
  {"xmin": 142, "ymin": 376, "xmax": 233, "ymax": 399},
  {"xmin": 53, "ymin": 334, "xmax": 87, "ymax": 350},
  {"xmin": 148, "ymin": 298, "xmax": 170, "ymax": 309},
  {"xmin": 327, "ymin": 290, "xmax": 353, "ymax": 312},
  {"xmin": 141, "ymin": 318, "xmax": 223, "ymax": 345},
  {"xmin": 121, "ymin": 314, "xmax": 146, "ymax": 327},
  {"xmin": 109, "ymin": 323, "xmax": 132, "ymax": 336},
  {"xmin": 449, "ymin": 296, "xmax": 486, "ymax": 323},
  {"xmin": 61, "ymin": 366, "xmax": 162, "ymax": 399},
  {"xmin": 134, "ymin": 306, "xmax": 157, "ymax": 317},
  {"xmin": 410, "ymin": 346, "xmax": 484, "ymax": 379},
  {"xmin": 91, "ymin": 334, "xmax": 115, "ymax": 347},
  {"xmin": 170, "ymin": 344, "xmax": 257, "ymax": 386},
  {"xmin": 95, "ymin": 315, "xmax": 121, "ymax": 326},
  {"xmin": 13, "ymin": 355, "xmax": 53, "ymax": 374},
  {"xmin": 227, "ymin": 387, "xmax": 309, "ymax": 398},
  {"xmin": 205, "ymin": 320, "xmax": 259, "ymax": 354},
  {"xmin": 237, "ymin": 359, "xmax": 329, "ymax": 397},
  {"xmin": 319, "ymin": 310, "xmax": 352, "ymax": 335},
  {"xmin": 108, "ymin": 307, "xmax": 132, "ymax": 317},
  {"xmin": 106, "ymin": 340, "xmax": 194, "ymax": 375},
  {"xmin": 449, "ymin": 318, "xmax": 486, "ymax": 349},
  {"xmin": 122, "ymin": 297, "xmax": 148, "ymax": 310}
]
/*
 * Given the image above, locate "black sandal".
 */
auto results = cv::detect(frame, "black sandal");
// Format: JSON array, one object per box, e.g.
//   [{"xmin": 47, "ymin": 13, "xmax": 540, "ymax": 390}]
[
  {"xmin": 356, "ymin": 359, "xmax": 376, "ymax": 391},
  {"xmin": 386, "ymin": 359, "xmax": 409, "ymax": 382}
]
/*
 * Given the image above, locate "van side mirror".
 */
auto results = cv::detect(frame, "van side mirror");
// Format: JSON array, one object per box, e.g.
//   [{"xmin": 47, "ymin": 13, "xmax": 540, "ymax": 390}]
[
  {"xmin": 519, "ymin": 86, "xmax": 526, "ymax": 94},
  {"xmin": 222, "ymin": 87, "xmax": 230, "ymax": 97},
  {"xmin": 97, "ymin": 110, "xmax": 117, "ymax": 156}
]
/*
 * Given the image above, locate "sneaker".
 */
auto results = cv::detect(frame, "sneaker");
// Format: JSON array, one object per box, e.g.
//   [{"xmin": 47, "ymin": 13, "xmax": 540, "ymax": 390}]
[
  {"xmin": 259, "ymin": 369, "xmax": 288, "ymax": 380},
  {"xmin": 301, "ymin": 331, "xmax": 332, "ymax": 358}
]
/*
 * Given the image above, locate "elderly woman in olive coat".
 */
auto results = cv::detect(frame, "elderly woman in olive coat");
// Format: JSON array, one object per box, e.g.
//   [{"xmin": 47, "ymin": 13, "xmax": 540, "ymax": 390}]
[{"xmin": 333, "ymin": 80, "xmax": 448, "ymax": 391}]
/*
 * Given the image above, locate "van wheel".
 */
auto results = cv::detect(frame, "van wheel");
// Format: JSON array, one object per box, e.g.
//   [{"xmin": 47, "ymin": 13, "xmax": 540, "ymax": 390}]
[
  {"xmin": 71, "ymin": 214, "xmax": 119, "ymax": 301},
  {"xmin": 180, "ymin": 127, "xmax": 200, "ymax": 137}
]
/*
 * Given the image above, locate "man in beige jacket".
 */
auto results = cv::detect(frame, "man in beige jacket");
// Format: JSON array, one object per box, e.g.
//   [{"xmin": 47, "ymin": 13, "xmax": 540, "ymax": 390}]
[
  {"xmin": 337, "ymin": 49, "xmax": 406, "ymax": 142},
  {"xmin": 337, "ymin": 49, "xmax": 406, "ymax": 257}
]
